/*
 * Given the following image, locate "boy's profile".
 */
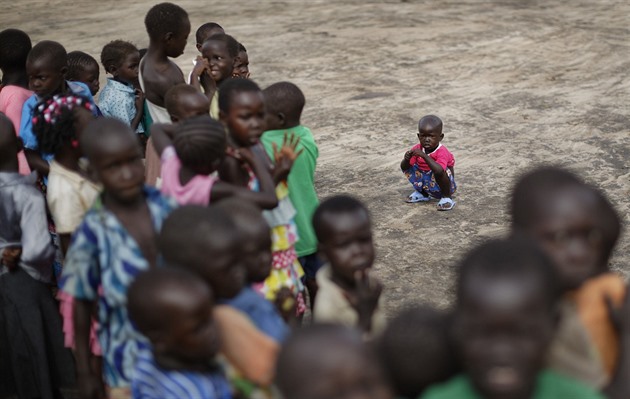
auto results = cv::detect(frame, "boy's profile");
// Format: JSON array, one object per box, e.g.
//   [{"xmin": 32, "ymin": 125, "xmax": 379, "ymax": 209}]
[{"xmin": 400, "ymin": 115, "xmax": 456, "ymax": 210}]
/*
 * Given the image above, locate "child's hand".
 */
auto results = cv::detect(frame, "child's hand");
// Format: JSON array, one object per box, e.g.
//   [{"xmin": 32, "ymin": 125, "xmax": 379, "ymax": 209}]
[
  {"xmin": 274, "ymin": 287, "xmax": 297, "ymax": 323},
  {"xmin": 271, "ymin": 132, "xmax": 303, "ymax": 181},
  {"xmin": 192, "ymin": 56, "xmax": 209, "ymax": 76},
  {"xmin": 134, "ymin": 88, "xmax": 145, "ymax": 112},
  {"xmin": 410, "ymin": 149, "xmax": 426, "ymax": 159},
  {"xmin": 1, "ymin": 246, "xmax": 22, "ymax": 270},
  {"xmin": 344, "ymin": 269, "xmax": 383, "ymax": 333},
  {"xmin": 233, "ymin": 146, "xmax": 255, "ymax": 164},
  {"xmin": 404, "ymin": 150, "xmax": 413, "ymax": 161},
  {"xmin": 606, "ymin": 283, "xmax": 630, "ymax": 336}
]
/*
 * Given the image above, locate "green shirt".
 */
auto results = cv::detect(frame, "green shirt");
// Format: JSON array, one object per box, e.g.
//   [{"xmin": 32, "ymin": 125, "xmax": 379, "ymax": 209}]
[
  {"xmin": 421, "ymin": 370, "xmax": 605, "ymax": 399},
  {"xmin": 261, "ymin": 126, "xmax": 319, "ymax": 257}
]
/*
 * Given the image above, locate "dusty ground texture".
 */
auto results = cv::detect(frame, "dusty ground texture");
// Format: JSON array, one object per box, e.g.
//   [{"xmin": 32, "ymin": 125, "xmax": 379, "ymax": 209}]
[{"xmin": 4, "ymin": 0, "xmax": 629, "ymax": 314}]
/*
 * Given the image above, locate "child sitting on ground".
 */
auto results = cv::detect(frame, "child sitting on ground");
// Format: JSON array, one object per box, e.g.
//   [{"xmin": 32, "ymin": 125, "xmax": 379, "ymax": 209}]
[
  {"xmin": 218, "ymin": 199, "xmax": 291, "ymax": 341},
  {"xmin": 0, "ymin": 113, "xmax": 76, "ymax": 398},
  {"xmin": 400, "ymin": 115, "xmax": 456, "ymax": 210},
  {"xmin": 140, "ymin": 2, "xmax": 191, "ymax": 185},
  {"xmin": 376, "ymin": 305, "xmax": 458, "ymax": 398},
  {"xmin": 262, "ymin": 81, "xmax": 322, "ymax": 306},
  {"xmin": 164, "ymin": 83, "xmax": 210, "ymax": 122},
  {"xmin": 151, "ymin": 116, "xmax": 278, "ymax": 208},
  {"xmin": 0, "ymin": 29, "xmax": 32, "ymax": 175},
  {"xmin": 67, "ymin": 51, "xmax": 101, "ymax": 98},
  {"xmin": 423, "ymin": 237, "xmax": 604, "ymax": 399},
  {"xmin": 233, "ymin": 42, "xmax": 250, "ymax": 78},
  {"xmin": 127, "ymin": 268, "xmax": 232, "ymax": 399},
  {"xmin": 60, "ymin": 118, "xmax": 177, "ymax": 396},
  {"xmin": 20, "ymin": 40, "xmax": 97, "ymax": 177},
  {"xmin": 311, "ymin": 195, "xmax": 386, "ymax": 336},
  {"xmin": 99, "ymin": 40, "xmax": 145, "ymax": 138},
  {"xmin": 275, "ymin": 324, "xmax": 394, "ymax": 399},
  {"xmin": 511, "ymin": 166, "xmax": 630, "ymax": 399}
]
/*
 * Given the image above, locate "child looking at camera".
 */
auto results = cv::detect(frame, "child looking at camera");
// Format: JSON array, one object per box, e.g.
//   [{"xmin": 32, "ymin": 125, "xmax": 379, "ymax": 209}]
[{"xmin": 400, "ymin": 114, "xmax": 456, "ymax": 211}]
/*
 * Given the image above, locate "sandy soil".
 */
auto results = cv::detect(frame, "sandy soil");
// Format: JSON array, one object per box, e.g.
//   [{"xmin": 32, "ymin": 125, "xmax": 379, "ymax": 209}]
[{"xmin": 3, "ymin": 0, "xmax": 628, "ymax": 314}]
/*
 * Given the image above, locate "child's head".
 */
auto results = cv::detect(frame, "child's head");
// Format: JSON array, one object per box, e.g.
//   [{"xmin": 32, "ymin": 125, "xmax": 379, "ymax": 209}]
[
  {"xmin": 26, "ymin": 40, "xmax": 68, "ymax": 97},
  {"xmin": 263, "ymin": 81, "xmax": 305, "ymax": 130},
  {"xmin": 144, "ymin": 2, "xmax": 190, "ymax": 58},
  {"xmin": 312, "ymin": 195, "xmax": 374, "ymax": 287},
  {"xmin": 453, "ymin": 237, "xmax": 560, "ymax": 399},
  {"xmin": 216, "ymin": 199, "xmax": 272, "ymax": 284},
  {"xmin": 201, "ymin": 33, "xmax": 239, "ymax": 85},
  {"xmin": 417, "ymin": 114, "xmax": 444, "ymax": 153},
  {"xmin": 276, "ymin": 324, "xmax": 393, "ymax": 399},
  {"xmin": 159, "ymin": 205, "xmax": 246, "ymax": 299},
  {"xmin": 172, "ymin": 115, "xmax": 226, "ymax": 175},
  {"xmin": 232, "ymin": 42, "xmax": 249, "ymax": 79},
  {"xmin": 32, "ymin": 94, "xmax": 96, "ymax": 158},
  {"xmin": 376, "ymin": 305, "xmax": 458, "ymax": 398},
  {"xmin": 164, "ymin": 84, "xmax": 210, "ymax": 122},
  {"xmin": 128, "ymin": 267, "xmax": 220, "ymax": 365},
  {"xmin": 81, "ymin": 118, "xmax": 144, "ymax": 204},
  {"xmin": 66, "ymin": 51, "xmax": 100, "ymax": 96},
  {"xmin": 195, "ymin": 22, "xmax": 225, "ymax": 52},
  {"xmin": 100, "ymin": 40, "xmax": 140, "ymax": 86},
  {"xmin": 511, "ymin": 166, "xmax": 621, "ymax": 291},
  {"xmin": 0, "ymin": 28, "xmax": 32, "ymax": 73},
  {"xmin": 0, "ymin": 113, "xmax": 21, "ymax": 172},
  {"xmin": 218, "ymin": 78, "xmax": 265, "ymax": 147}
]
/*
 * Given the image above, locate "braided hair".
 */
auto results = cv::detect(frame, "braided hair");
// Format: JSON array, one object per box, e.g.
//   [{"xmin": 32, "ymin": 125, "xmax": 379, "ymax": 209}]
[
  {"xmin": 32, "ymin": 94, "xmax": 95, "ymax": 156},
  {"xmin": 173, "ymin": 115, "xmax": 226, "ymax": 174},
  {"xmin": 67, "ymin": 51, "xmax": 98, "ymax": 80}
]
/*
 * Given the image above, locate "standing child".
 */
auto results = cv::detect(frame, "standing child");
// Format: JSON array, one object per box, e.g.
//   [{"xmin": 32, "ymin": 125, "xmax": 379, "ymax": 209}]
[
  {"xmin": 99, "ymin": 40, "xmax": 145, "ymax": 138},
  {"xmin": 140, "ymin": 2, "xmax": 190, "ymax": 186},
  {"xmin": 422, "ymin": 238, "xmax": 604, "ymax": 399},
  {"xmin": 67, "ymin": 51, "xmax": 101, "ymax": 98},
  {"xmin": 400, "ymin": 114, "xmax": 456, "ymax": 210},
  {"xmin": 311, "ymin": 195, "xmax": 386, "ymax": 336},
  {"xmin": 262, "ymin": 81, "xmax": 321, "ymax": 305},
  {"xmin": 0, "ymin": 114, "xmax": 75, "ymax": 399},
  {"xmin": 127, "ymin": 268, "xmax": 232, "ymax": 399},
  {"xmin": 60, "ymin": 118, "xmax": 177, "ymax": 396},
  {"xmin": 511, "ymin": 166, "xmax": 630, "ymax": 399},
  {"xmin": 194, "ymin": 22, "xmax": 225, "ymax": 53},
  {"xmin": 20, "ymin": 40, "xmax": 97, "ymax": 177},
  {"xmin": 0, "ymin": 28, "xmax": 33, "ymax": 175}
]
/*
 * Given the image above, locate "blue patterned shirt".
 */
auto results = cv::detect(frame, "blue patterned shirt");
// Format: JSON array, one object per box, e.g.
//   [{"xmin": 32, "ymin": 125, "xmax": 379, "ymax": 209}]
[
  {"xmin": 60, "ymin": 186, "xmax": 176, "ymax": 387},
  {"xmin": 98, "ymin": 78, "xmax": 144, "ymax": 133}
]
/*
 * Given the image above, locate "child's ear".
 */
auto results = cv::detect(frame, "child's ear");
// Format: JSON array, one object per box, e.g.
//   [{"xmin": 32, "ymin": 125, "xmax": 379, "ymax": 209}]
[
  {"xmin": 60, "ymin": 66, "xmax": 68, "ymax": 78},
  {"xmin": 164, "ymin": 32, "xmax": 174, "ymax": 43},
  {"xmin": 440, "ymin": 133, "xmax": 444, "ymax": 140},
  {"xmin": 107, "ymin": 64, "xmax": 118, "ymax": 77},
  {"xmin": 196, "ymin": 43, "xmax": 202, "ymax": 52},
  {"xmin": 278, "ymin": 112, "xmax": 286, "ymax": 127}
]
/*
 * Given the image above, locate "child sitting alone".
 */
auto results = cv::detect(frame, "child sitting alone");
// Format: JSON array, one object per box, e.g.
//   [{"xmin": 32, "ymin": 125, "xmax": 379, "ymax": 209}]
[{"xmin": 400, "ymin": 115, "xmax": 456, "ymax": 211}]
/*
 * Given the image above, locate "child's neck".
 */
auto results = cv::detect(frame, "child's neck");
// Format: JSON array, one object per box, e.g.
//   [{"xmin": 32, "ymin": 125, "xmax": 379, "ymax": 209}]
[
  {"xmin": 0, "ymin": 69, "xmax": 28, "ymax": 89},
  {"xmin": 146, "ymin": 43, "xmax": 171, "ymax": 63},
  {"xmin": 331, "ymin": 273, "xmax": 357, "ymax": 293},
  {"xmin": 113, "ymin": 77, "xmax": 132, "ymax": 86},
  {"xmin": 102, "ymin": 190, "xmax": 145, "ymax": 214}
]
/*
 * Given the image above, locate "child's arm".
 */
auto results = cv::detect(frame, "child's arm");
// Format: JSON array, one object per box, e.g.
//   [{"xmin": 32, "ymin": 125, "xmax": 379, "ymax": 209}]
[
  {"xmin": 74, "ymin": 299, "xmax": 106, "ymax": 399},
  {"xmin": 130, "ymin": 88, "xmax": 145, "ymax": 131},
  {"xmin": 603, "ymin": 286, "xmax": 630, "ymax": 399},
  {"xmin": 149, "ymin": 123, "xmax": 176, "ymax": 157},
  {"xmin": 400, "ymin": 150, "xmax": 413, "ymax": 171},
  {"xmin": 189, "ymin": 57, "xmax": 217, "ymax": 102},
  {"xmin": 242, "ymin": 147, "xmax": 279, "ymax": 207},
  {"xmin": 269, "ymin": 132, "xmax": 303, "ymax": 184},
  {"xmin": 344, "ymin": 270, "xmax": 383, "ymax": 335},
  {"xmin": 410, "ymin": 149, "xmax": 447, "ymax": 177}
]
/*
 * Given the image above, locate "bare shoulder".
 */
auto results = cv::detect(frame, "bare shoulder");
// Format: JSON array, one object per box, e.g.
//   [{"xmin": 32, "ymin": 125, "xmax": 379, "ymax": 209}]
[{"xmin": 142, "ymin": 58, "xmax": 185, "ymax": 105}]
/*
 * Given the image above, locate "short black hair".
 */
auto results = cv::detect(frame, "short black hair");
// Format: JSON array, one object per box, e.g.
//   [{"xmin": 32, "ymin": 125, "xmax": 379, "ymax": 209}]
[
  {"xmin": 204, "ymin": 33, "xmax": 239, "ymax": 58},
  {"xmin": 263, "ymin": 82, "xmax": 305, "ymax": 123},
  {"xmin": 312, "ymin": 195, "xmax": 369, "ymax": 242},
  {"xmin": 237, "ymin": 42, "xmax": 247, "ymax": 53},
  {"xmin": 195, "ymin": 22, "xmax": 224, "ymax": 44},
  {"xmin": 164, "ymin": 83, "xmax": 200, "ymax": 114},
  {"xmin": 0, "ymin": 29, "xmax": 32, "ymax": 71},
  {"xmin": 457, "ymin": 237, "xmax": 560, "ymax": 309},
  {"xmin": 26, "ymin": 40, "xmax": 67, "ymax": 70},
  {"xmin": 100, "ymin": 40, "xmax": 138, "ymax": 72},
  {"xmin": 173, "ymin": 115, "xmax": 226, "ymax": 173},
  {"xmin": 418, "ymin": 114, "xmax": 443, "ymax": 133},
  {"xmin": 66, "ymin": 51, "xmax": 98, "ymax": 80},
  {"xmin": 218, "ymin": 78, "xmax": 261, "ymax": 113},
  {"xmin": 80, "ymin": 117, "xmax": 136, "ymax": 162},
  {"xmin": 144, "ymin": 2, "xmax": 189, "ymax": 41}
]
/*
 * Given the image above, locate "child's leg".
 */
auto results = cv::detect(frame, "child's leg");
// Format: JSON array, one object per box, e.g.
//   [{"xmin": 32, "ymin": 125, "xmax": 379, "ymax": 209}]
[
  {"xmin": 436, "ymin": 169, "xmax": 457, "ymax": 211},
  {"xmin": 403, "ymin": 165, "xmax": 425, "ymax": 193}
]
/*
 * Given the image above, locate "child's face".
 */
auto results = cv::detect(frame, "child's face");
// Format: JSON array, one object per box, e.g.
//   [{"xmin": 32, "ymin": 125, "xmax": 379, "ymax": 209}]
[
  {"xmin": 529, "ymin": 188, "xmax": 606, "ymax": 291},
  {"xmin": 172, "ymin": 92, "xmax": 210, "ymax": 122},
  {"xmin": 195, "ymin": 27, "xmax": 225, "ymax": 52},
  {"xmin": 221, "ymin": 91, "xmax": 266, "ymax": 147},
  {"xmin": 233, "ymin": 51, "xmax": 249, "ymax": 78},
  {"xmin": 75, "ymin": 63, "xmax": 100, "ymax": 96},
  {"xmin": 114, "ymin": 51, "xmax": 140, "ymax": 86},
  {"xmin": 202, "ymin": 40, "xmax": 234, "ymax": 83},
  {"xmin": 238, "ymin": 218, "xmax": 273, "ymax": 283},
  {"xmin": 160, "ymin": 286, "xmax": 221, "ymax": 362},
  {"xmin": 201, "ymin": 236, "xmax": 246, "ymax": 299},
  {"xmin": 165, "ymin": 19, "xmax": 191, "ymax": 58},
  {"xmin": 455, "ymin": 275, "xmax": 555, "ymax": 399},
  {"xmin": 89, "ymin": 133, "xmax": 145, "ymax": 204},
  {"xmin": 319, "ymin": 209, "xmax": 374, "ymax": 286},
  {"xmin": 26, "ymin": 57, "xmax": 66, "ymax": 97},
  {"xmin": 417, "ymin": 125, "xmax": 443, "ymax": 153}
]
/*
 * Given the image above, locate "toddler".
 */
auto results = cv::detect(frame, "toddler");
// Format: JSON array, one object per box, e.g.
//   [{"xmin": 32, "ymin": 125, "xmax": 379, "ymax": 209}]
[
  {"xmin": 275, "ymin": 324, "xmax": 393, "ymax": 399},
  {"xmin": 422, "ymin": 237, "xmax": 604, "ymax": 399},
  {"xmin": 0, "ymin": 28, "xmax": 32, "ymax": 174},
  {"xmin": 60, "ymin": 118, "xmax": 177, "ymax": 396},
  {"xmin": 67, "ymin": 50, "xmax": 101, "ymax": 98},
  {"xmin": 400, "ymin": 114, "xmax": 456, "ymax": 210},
  {"xmin": 99, "ymin": 40, "xmax": 145, "ymax": 136},
  {"xmin": 233, "ymin": 42, "xmax": 250, "ymax": 78},
  {"xmin": 311, "ymin": 195, "xmax": 386, "ymax": 335},
  {"xmin": 511, "ymin": 166, "xmax": 630, "ymax": 398},
  {"xmin": 0, "ymin": 113, "xmax": 75, "ymax": 398},
  {"xmin": 127, "ymin": 268, "xmax": 232, "ymax": 399},
  {"xmin": 262, "ymin": 81, "xmax": 322, "ymax": 305}
]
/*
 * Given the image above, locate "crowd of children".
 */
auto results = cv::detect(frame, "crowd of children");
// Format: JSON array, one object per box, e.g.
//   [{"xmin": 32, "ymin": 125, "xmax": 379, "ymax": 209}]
[{"xmin": 0, "ymin": 1, "xmax": 628, "ymax": 399}]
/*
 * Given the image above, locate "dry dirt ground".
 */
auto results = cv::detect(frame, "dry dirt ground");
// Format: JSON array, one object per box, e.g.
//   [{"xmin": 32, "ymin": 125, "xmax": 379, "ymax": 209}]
[{"xmin": 3, "ymin": 0, "xmax": 629, "ymax": 315}]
